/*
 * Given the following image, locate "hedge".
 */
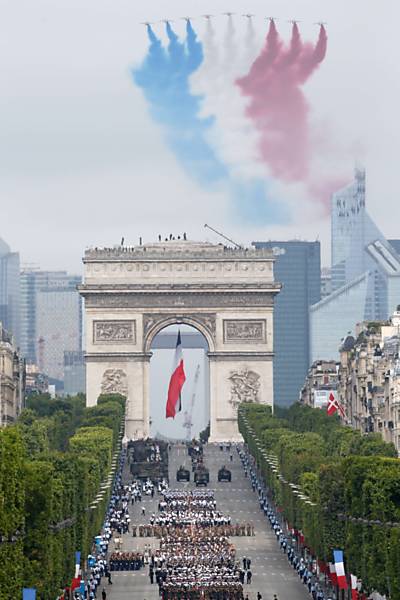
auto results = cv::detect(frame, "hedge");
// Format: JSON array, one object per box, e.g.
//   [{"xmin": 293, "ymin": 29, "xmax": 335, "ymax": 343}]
[
  {"xmin": 0, "ymin": 393, "xmax": 125, "ymax": 599},
  {"xmin": 239, "ymin": 402, "xmax": 400, "ymax": 598}
]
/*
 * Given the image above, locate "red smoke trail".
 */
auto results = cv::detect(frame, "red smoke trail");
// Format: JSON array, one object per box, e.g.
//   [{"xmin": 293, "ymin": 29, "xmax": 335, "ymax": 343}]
[{"xmin": 237, "ymin": 23, "xmax": 328, "ymax": 191}]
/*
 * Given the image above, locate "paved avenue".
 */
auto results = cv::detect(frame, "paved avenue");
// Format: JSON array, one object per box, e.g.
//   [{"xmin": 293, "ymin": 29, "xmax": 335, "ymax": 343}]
[{"xmin": 103, "ymin": 444, "xmax": 310, "ymax": 600}]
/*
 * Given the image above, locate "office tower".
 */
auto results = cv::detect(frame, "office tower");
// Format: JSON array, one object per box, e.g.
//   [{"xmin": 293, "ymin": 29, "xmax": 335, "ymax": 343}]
[
  {"xmin": 63, "ymin": 351, "xmax": 86, "ymax": 396},
  {"xmin": 21, "ymin": 269, "xmax": 78, "ymax": 363},
  {"xmin": 321, "ymin": 268, "xmax": 332, "ymax": 300},
  {"xmin": 20, "ymin": 269, "xmax": 82, "ymax": 381},
  {"xmin": 0, "ymin": 239, "xmax": 20, "ymax": 343},
  {"xmin": 310, "ymin": 168, "xmax": 400, "ymax": 362},
  {"xmin": 252, "ymin": 241, "xmax": 321, "ymax": 406},
  {"xmin": 36, "ymin": 275, "xmax": 82, "ymax": 381},
  {"xmin": 389, "ymin": 240, "xmax": 400, "ymax": 255}
]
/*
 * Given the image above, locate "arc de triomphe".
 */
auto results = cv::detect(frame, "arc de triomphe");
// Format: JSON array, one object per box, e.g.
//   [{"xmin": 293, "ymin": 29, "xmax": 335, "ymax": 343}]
[{"xmin": 79, "ymin": 241, "xmax": 280, "ymax": 442}]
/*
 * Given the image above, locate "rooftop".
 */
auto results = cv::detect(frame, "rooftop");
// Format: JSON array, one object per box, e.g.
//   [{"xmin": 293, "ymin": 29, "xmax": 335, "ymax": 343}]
[{"xmin": 84, "ymin": 240, "xmax": 274, "ymax": 261}]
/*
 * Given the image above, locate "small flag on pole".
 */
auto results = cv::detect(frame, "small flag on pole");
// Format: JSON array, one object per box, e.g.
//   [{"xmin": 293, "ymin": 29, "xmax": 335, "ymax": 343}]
[
  {"xmin": 327, "ymin": 392, "xmax": 345, "ymax": 418},
  {"xmin": 333, "ymin": 550, "xmax": 348, "ymax": 589},
  {"xmin": 166, "ymin": 330, "xmax": 186, "ymax": 419},
  {"xmin": 351, "ymin": 574, "xmax": 359, "ymax": 599},
  {"xmin": 74, "ymin": 551, "xmax": 81, "ymax": 578},
  {"xmin": 328, "ymin": 562, "xmax": 337, "ymax": 585}
]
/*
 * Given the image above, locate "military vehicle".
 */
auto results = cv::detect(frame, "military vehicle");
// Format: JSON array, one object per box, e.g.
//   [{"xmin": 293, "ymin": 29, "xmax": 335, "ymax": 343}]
[
  {"xmin": 128, "ymin": 439, "xmax": 169, "ymax": 482},
  {"xmin": 195, "ymin": 471, "xmax": 208, "ymax": 486},
  {"xmin": 218, "ymin": 466, "xmax": 232, "ymax": 482},
  {"xmin": 194, "ymin": 464, "xmax": 210, "ymax": 484},
  {"xmin": 176, "ymin": 466, "xmax": 190, "ymax": 482}
]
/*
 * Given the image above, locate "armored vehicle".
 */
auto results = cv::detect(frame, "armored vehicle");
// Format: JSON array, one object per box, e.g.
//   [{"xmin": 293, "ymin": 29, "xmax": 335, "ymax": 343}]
[
  {"xmin": 195, "ymin": 471, "xmax": 208, "ymax": 486},
  {"xmin": 194, "ymin": 464, "xmax": 210, "ymax": 484},
  {"xmin": 176, "ymin": 466, "xmax": 190, "ymax": 482},
  {"xmin": 218, "ymin": 466, "xmax": 232, "ymax": 482}
]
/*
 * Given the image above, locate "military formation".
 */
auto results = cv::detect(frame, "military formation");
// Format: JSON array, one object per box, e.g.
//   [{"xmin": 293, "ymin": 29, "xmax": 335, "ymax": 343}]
[
  {"xmin": 144, "ymin": 490, "xmax": 247, "ymax": 599},
  {"xmin": 109, "ymin": 552, "xmax": 144, "ymax": 571}
]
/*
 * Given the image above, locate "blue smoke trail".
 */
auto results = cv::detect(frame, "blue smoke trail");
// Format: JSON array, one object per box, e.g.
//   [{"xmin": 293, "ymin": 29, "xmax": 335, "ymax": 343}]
[
  {"xmin": 133, "ymin": 22, "xmax": 288, "ymax": 224},
  {"xmin": 134, "ymin": 22, "xmax": 225, "ymax": 182}
]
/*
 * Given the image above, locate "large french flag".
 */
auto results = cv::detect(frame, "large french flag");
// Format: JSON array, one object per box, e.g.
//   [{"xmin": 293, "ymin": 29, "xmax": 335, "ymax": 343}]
[
  {"xmin": 334, "ymin": 550, "xmax": 348, "ymax": 590},
  {"xmin": 166, "ymin": 331, "xmax": 186, "ymax": 419}
]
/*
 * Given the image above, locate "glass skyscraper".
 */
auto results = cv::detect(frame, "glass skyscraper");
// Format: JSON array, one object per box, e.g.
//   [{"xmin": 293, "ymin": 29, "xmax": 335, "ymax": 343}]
[
  {"xmin": 252, "ymin": 241, "xmax": 321, "ymax": 406},
  {"xmin": 0, "ymin": 238, "xmax": 20, "ymax": 344},
  {"xmin": 310, "ymin": 168, "xmax": 400, "ymax": 362},
  {"xmin": 20, "ymin": 269, "xmax": 82, "ymax": 381}
]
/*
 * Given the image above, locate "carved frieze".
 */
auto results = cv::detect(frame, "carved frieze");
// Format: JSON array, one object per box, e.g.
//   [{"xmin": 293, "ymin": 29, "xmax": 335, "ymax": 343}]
[
  {"xmin": 223, "ymin": 319, "xmax": 266, "ymax": 343},
  {"xmin": 93, "ymin": 320, "xmax": 136, "ymax": 344},
  {"xmin": 85, "ymin": 257, "xmax": 273, "ymax": 276},
  {"xmin": 229, "ymin": 369, "xmax": 261, "ymax": 412},
  {"xmin": 86, "ymin": 293, "xmax": 273, "ymax": 309},
  {"xmin": 101, "ymin": 369, "xmax": 128, "ymax": 396}
]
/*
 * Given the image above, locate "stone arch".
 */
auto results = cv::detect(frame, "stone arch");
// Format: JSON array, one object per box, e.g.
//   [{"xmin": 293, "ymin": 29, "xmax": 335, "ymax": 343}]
[
  {"xmin": 80, "ymin": 240, "xmax": 279, "ymax": 441},
  {"xmin": 144, "ymin": 314, "xmax": 215, "ymax": 354}
]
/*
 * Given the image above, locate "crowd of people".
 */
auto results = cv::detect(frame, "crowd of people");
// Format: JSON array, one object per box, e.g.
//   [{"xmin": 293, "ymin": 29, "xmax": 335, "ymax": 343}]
[
  {"xmin": 140, "ymin": 488, "xmax": 254, "ymax": 537},
  {"xmin": 70, "ymin": 439, "xmax": 334, "ymax": 600},
  {"xmin": 151, "ymin": 490, "xmax": 245, "ymax": 600},
  {"xmin": 238, "ymin": 446, "xmax": 334, "ymax": 600}
]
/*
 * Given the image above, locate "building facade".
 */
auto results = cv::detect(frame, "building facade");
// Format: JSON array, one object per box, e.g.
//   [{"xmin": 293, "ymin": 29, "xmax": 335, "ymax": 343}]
[
  {"xmin": 0, "ymin": 323, "xmax": 25, "ymax": 426},
  {"xmin": 0, "ymin": 239, "xmax": 20, "ymax": 344},
  {"xmin": 310, "ymin": 168, "xmax": 400, "ymax": 362},
  {"xmin": 299, "ymin": 359, "xmax": 339, "ymax": 408},
  {"xmin": 20, "ymin": 269, "xmax": 82, "ymax": 382},
  {"xmin": 337, "ymin": 308, "xmax": 400, "ymax": 455},
  {"xmin": 320, "ymin": 268, "xmax": 332, "ymax": 300},
  {"xmin": 36, "ymin": 279, "xmax": 82, "ymax": 381},
  {"xmin": 252, "ymin": 241, "xmax": 321, "ymax": 406},
  {"xmin": 63, "ymin": 350, "xmax": 86, "ymax": 396}
]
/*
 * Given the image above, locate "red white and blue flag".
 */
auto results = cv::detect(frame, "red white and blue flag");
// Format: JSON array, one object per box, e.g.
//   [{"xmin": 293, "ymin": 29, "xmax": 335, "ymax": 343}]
[
  {"xmin": 327, "ymin": 392, "xmax": 346, "ymax": 418},
  {"xmin": 166, "ymin": 331, "xmax": 186, "ymax": 419},
  {"xmin": 333, "ymin": 550, "xmax": 348, "ymax": 590},
  {"xmin": 351, "ymin": 574, "xmax": 359, "ymax": 600},
  {"xmin": 328, "ymin": 562, "xmax": 337, "ymax": 586}
]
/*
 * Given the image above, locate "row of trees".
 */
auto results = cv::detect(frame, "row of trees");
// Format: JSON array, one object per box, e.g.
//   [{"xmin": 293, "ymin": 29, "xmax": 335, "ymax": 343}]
[
  {"xmin": 238, "ymin": 403, "xmax": 400, "ymax": 598},
  {"xmin": 0, "ymin": 393, "xmax": 125, "ymax": 599}
]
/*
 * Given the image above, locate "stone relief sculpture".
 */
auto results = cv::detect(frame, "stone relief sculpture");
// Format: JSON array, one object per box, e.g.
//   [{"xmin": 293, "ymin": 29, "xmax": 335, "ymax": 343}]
[
  {"xmin": 224, "ymin": 320, "xmax": 266, "ymax": 342},
  {"xmin": 101, "ymin": 369, "xmax": 128, "ymax": 396},
  {"xmin": 94, "ymin": 321, "xmax": 135, "ymax": 343},
  {"xmin": 229, "ymin": 369, "xmax": 261, "ymax": 411}
]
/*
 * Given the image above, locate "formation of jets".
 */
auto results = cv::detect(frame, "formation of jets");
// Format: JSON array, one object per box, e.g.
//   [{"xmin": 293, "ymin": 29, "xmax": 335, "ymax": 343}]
[{"xmin": 140, "ymin": 15, "xmax": 327, "ymax": 27}]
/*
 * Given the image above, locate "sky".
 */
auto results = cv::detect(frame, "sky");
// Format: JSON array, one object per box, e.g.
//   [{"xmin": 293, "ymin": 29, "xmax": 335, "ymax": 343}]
[
  {"xmin": 1, "ymin": 0, "xmax": 400, "ymax": 272},
  {"xmin": 150, "ymin": 325, "xmax": 208, "ymax": 440}
]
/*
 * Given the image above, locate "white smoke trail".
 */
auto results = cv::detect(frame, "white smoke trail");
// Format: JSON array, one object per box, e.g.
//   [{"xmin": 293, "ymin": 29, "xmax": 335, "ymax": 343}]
[{"xmin": 191, "ymin": 17, "xmax": 265, "ymax": 181}]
